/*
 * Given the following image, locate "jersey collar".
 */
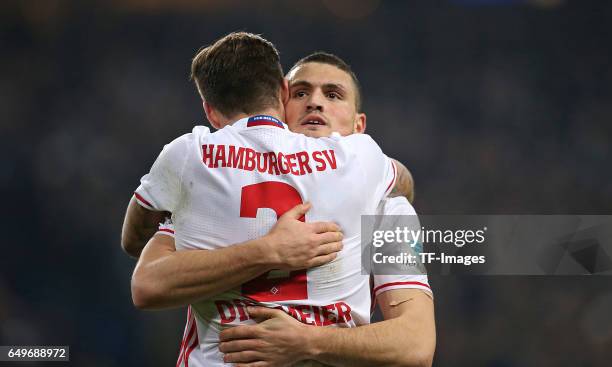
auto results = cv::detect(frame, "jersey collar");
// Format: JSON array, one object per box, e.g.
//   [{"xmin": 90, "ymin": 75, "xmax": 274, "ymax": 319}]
[{"xmin": 232, "ymin": 115, "xmax": 288, "ymax": 130}]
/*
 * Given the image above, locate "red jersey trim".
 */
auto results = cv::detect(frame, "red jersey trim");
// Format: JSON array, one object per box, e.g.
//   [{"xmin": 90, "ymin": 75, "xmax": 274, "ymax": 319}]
[
  {"xmin": 246, "ymin": 115, "xmax": 285, "ymax": 129},
  {"xmin": 373, "ymin": 281, "xmax": 431, "ymax": 295},
  {"xmin": 185, "ymin": 327, "xmax": 199, "ymax": 367},
  {"xmin": 134, "ymin": 192, "xmax": 154, "ymax": 209},
  {"xmin": 176, "ymin": 306, "xmax": 193, "ymax": 367},
  {"xmin": 384, "ymin": 160, "xmax": 397, "ymax": 195},
  {"xmin": 246, "ymin": 120, "xmax": 285, "ymax": 128}
]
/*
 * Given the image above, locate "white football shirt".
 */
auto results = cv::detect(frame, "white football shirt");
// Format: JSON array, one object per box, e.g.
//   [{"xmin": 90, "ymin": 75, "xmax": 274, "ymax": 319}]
[
  {"xmin": 136, "ymin": 115, "xmax": 400, "ymax": 366},
  {"xmin": 370, "ymin": 196, "xmax": 432, "ymax": 311},
  {"xmin": 156, "ymin": 197, "xmax": 432, "ymax": 367}
]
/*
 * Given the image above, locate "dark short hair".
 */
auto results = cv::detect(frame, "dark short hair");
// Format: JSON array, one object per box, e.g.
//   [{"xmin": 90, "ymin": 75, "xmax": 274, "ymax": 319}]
[
  {"xmin": 288, "ymin": 52, "xmax": 362, "ymax": 111},
  {"xmin": 191, "ymin": 32, "xmax": 284, "ymax": 117}
]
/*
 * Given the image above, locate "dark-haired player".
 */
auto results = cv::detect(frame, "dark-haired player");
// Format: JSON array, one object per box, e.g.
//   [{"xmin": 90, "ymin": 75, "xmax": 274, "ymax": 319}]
[{"xmin": 123, "ymin": 34, "xmax": 431, "ymax": 366}]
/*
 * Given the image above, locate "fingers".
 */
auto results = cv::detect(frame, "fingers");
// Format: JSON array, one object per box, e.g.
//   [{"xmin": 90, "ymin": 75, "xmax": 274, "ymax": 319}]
[
  {"xmin": 224, "ymin": 350, "xmax": 264, "ymax": 364},
  {"xmin": 314, "ymin": 241, "xmax": 343, "ymax": 256},
  {"xmin": 311, "ymin": 221, "xmax": 341, "ymax": 233},
  {"xmin": 246, "ymin": 306, "xmax": 284, "ymax": 321},
  {"xmin": 234, "ymin": 362, "xmax": 268, "ymax": 367},
  {"xmin": 309, "ymin": 252, "xmax": 339, "ymax": 267},
  {"xmin": 219, "ymin": 325, "xmax": 259, "ymax": 341},
  {"xmin": 315, "ymin": 231, "xmax": 343, "ymax": 245},
  {"xmin": 282, "ymin": 202, "xmax": 311, "ymax": 220},
  {"xmin": 219, "ymin": 339, "xmax": 265, "ymax": 353}
]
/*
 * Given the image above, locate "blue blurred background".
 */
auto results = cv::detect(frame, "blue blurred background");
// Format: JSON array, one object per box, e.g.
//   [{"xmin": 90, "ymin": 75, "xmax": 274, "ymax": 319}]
[{"xmin": 1, "ymin": 0, "xmax": 611, "ymax": 366}]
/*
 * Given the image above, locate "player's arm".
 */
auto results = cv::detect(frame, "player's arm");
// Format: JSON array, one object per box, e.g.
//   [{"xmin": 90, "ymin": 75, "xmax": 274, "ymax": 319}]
[
  {"xmin": 131, "ymin": 203, "xmax": 343, "ymax": 310},
  {"xmin": 122, "ymin": 132, "xmax": 190, "ymax": 258},
  {"xmin": 220, "ymin": 196, "xmax": 434, "ymax": 366},
  {"xmin": 308, "ymin": 289, "xmax": 435, "ymax": 367},
  {"xmin": 132, "ymin": 233, "xmax": 272, "ymax": 310},
  {"xmin": 219, "ymin": 289, "xmax": 435, "ymax": 367},
  {"xmin": 389, "ymin": 159, "xmax": 414, "ymax": 203},
  {"xmin": 121, "ymin": 196, "xmax": 170, "ymax": 258}
]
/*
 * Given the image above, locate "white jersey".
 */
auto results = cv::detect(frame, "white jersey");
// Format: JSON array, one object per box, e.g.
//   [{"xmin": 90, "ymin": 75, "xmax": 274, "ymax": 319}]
[
  {"xmin": 156, "ymin": 196, "xmax": 432, "ymax": 367},
  {"xmin": 135, "ymin": 115, "xmax": 412, "ymax": 366},
  {"xmin": 158, "ymin": 196, "xmax": 433, "ymax": 301},
  {"xmin": 369, "ymin": 196, "xmax": 432, "ymax": 310}
]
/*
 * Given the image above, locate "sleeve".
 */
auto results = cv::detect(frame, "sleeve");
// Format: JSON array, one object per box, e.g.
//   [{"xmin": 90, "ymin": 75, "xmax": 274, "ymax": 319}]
[
  {"xmin": 134, "ymin": 134, "xmax": 191, "ymax": 212},
  {"xmin": 372, "ymin": 196, "xmax": 433, "ymax": 300},
  {"xmin": 342, "ymin": 134, "xmax": 397, "ymax": 205},
  {"xmin": 156, "ymin": 217, "xmax": 175, "ymax": 238}
]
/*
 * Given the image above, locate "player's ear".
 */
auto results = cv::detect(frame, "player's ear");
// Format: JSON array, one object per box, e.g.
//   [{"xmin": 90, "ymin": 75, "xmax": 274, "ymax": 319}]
[
  {"xmin": 203, "ymin": 101, "xmax": 222, "ymax": 130},
  {"xmin": 280, "ymin": 78, "xmax": 290, "ymax": 106},
  {"xmin": 354, "ymin": 112, "xmax": 366, "ymax": 133}
]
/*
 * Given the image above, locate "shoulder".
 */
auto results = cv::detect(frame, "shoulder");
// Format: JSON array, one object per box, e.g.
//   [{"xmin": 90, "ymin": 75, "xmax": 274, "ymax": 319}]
[
  {"xmin": 309, "ymin": 133, "xmax": 378, "ymax": 150},
  {"xmin": 337, "ymin": 133, "xmax": 382, "ymax": 153},
  {"xmin": 192, "ymin": 125, "xmax": 211, "ymax": 138},
  {"xmin": 189, "ymin": 125, "xmax": 212, "ymax": 144},
  {"xmin": 154, "ymin": 126, "xmax": 209, "ymax": 166},
  {"xmin": 166, "ymin": 125, "xmax": 210, "ymax": 149},
  {"xmin": 381, "ymin": 196, "xmax": 417, "ymax": 216},
  {"xmin": 342, "ymin": 133, "xmax": 376, "ymax": 144}
]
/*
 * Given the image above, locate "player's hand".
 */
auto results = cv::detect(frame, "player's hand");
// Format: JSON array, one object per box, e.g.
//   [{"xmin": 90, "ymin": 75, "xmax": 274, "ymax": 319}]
[
  {"xmin": 263, "ymin": 203, "xmax": 343, "ymax": 271},
  {"xmin": 219, "ymin": 306, "xmax": 315, "ymax": 367}
]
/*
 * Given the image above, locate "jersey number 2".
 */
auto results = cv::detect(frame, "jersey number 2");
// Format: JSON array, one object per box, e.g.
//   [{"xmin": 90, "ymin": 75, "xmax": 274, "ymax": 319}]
[{"xmin": 240, "ymin": 182, "xmax": 308, "ymax": 302}]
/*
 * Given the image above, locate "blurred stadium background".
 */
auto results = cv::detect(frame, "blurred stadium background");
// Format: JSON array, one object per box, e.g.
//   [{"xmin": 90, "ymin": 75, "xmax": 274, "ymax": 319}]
[{"xmin": 1, "ymin": 0, "xmax": 611, "ymax": 365}]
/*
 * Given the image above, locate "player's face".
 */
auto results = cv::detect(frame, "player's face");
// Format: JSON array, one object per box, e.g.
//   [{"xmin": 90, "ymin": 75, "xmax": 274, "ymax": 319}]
[{"xmin": 285, "ymin": 62, "xmax": 365, "ymax": 138}]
